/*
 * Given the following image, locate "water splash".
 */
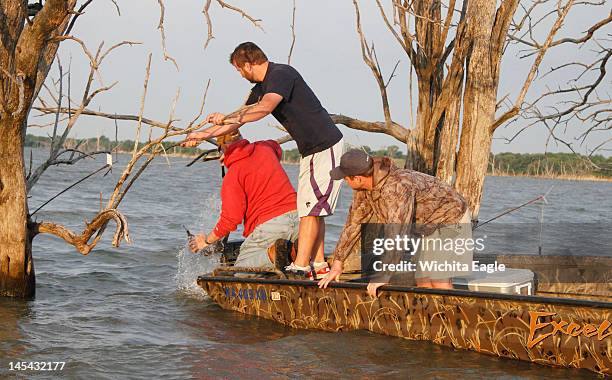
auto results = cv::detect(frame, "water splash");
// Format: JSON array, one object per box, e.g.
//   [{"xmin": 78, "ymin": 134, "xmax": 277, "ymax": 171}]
[
  {"xmin": 175, "ymin": 193, "xmax": 222, "ymax": 298},
  {"xmin": 198, "ymin": 192, "xmax": 222, "ymax": 231},
  {"xmin": 175, "ymin": 245, "xmax": 219, "ymax": 298}
]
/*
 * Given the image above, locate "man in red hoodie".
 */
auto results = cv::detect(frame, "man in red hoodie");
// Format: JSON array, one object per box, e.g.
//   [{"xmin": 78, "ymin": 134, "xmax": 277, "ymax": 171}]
[{"xmin": 188, "ymin": 131, "xmax": 299, "ymax": 268}]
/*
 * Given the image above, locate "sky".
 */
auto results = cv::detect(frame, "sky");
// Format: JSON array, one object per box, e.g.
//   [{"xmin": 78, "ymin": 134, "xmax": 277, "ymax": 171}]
[{"xmin": 28, "ymin": 0, "xmax": 611, "ymax": 155}]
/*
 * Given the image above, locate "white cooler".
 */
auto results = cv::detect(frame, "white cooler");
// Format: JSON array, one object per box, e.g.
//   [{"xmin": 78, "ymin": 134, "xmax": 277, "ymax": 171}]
[{"xmin": 453, "ymin": 268, "xmax": 535, "ymax": 295}]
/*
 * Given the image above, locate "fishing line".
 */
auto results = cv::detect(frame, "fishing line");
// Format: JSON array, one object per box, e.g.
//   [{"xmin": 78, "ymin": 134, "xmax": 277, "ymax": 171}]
[
  {"xmin": 474, "ymin": 185, "xmax": 554, "ymax": 230},
  {"xmin": 31, "ymin": 154, "xmax": 113, "ymax": 216},
  {"xmin": 538, "ymin": 193, "xmax": 547, "ymax": 255}
]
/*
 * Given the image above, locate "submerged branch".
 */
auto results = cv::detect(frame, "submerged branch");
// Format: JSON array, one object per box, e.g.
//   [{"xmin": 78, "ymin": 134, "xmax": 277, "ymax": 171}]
[{"xmin": 33, "ymin": 209, "xmax": 130, "ymax": 255}]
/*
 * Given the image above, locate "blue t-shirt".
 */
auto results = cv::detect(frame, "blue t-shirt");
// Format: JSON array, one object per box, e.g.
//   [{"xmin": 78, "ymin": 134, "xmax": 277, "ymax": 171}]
[{"xmin": 246, "ymin": 62, "xmax": 342, "ymax": 157}]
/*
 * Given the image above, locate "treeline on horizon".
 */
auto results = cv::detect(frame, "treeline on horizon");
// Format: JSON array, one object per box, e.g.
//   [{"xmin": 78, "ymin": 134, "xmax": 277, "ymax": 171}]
[
  {"xmin": 25, "ymin": 134, "xmax": 612, "ymax": 179},
  {"xmin": 25, "ymin": 133, "xmax": 201, "ymax": 155}
]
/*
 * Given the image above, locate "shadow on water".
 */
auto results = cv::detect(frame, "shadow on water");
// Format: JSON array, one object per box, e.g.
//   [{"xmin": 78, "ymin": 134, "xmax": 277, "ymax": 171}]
[
  {"xmin": 0, "ymin": 300, "xmax": 30, "ymax": 362},
  {"xmin": 178, "ymin": 317, "xmax": 598, "ymax": 379}
]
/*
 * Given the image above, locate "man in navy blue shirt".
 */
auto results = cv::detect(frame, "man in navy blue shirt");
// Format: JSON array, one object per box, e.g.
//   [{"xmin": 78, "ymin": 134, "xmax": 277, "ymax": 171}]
[{"xmin": 181, "ymin": 42, "xmax": 344, "ymax": 279}]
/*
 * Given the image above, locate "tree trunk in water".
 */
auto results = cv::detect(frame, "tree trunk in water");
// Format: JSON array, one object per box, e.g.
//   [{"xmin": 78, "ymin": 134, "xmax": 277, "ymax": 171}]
[
  {"xmin": 0, "ymin": 119, "xmax": 35, "ymax": 298},
  {"xmin": 454, "ymin": 0, "xmax": 498, "ymax": 221},
  {"xmin": 0, "ymin": 0, "xmax": 76, "ymax": 298}
]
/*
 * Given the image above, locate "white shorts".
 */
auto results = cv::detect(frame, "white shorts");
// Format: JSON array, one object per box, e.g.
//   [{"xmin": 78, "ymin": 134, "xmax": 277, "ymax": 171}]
[{"xmin": 297, "ymin": 138, "xmax": 344, "ymax": 217}]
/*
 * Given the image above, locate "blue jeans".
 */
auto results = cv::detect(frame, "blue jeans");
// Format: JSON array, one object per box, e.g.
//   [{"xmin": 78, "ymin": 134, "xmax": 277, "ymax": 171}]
[{"xmin": 234, "ymin": 211, "xmax": 299, "ymax": 268}]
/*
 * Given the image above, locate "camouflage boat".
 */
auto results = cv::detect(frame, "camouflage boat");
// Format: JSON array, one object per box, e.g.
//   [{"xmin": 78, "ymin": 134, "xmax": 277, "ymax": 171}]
[{"xmin": 197, "ymin": 247, "xmax": 611, "ymax": 376}]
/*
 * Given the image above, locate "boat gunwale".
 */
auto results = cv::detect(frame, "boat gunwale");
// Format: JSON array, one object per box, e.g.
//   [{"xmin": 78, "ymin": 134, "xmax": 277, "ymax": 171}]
[{"xmin": 197, "ymin": 274, "xmax": 612, "ymax": 309}]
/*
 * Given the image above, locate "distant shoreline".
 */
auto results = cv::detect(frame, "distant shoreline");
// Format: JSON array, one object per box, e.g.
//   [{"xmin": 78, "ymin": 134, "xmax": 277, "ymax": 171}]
[
  {"xmin": 24, "ymin": 145, "xmax": 612, "ymax": 182},
  {"xmin": 149, "ymin": 152, "xmax": 612, "ymax": 182},
  {"xmin": 487, "ymin": 173, "xmax": 612, "ymax": 183}
]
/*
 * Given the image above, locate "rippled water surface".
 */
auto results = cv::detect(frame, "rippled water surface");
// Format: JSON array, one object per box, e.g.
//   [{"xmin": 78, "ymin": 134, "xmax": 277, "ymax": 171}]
[{"xmin": 0, "ymin": 149, "xmax": 610, "ymax": 379}]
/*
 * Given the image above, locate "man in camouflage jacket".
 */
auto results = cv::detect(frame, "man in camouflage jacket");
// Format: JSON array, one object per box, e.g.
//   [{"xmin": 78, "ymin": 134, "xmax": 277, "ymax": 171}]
[{"xmin": 318, "ymin": 149, "xmax": 472, "ymax": 296}]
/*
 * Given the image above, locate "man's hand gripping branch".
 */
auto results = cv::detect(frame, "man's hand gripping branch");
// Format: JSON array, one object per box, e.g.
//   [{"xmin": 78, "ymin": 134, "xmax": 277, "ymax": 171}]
[{"xmin": 180, "ymin": 93, "xmax": 282, "ymax": 148}]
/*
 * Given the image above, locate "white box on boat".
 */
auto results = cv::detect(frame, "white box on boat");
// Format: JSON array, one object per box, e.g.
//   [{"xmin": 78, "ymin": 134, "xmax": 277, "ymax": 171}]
[{"xmin": 453, "ymin": 268, "xmax": 534, "ymax": 295}]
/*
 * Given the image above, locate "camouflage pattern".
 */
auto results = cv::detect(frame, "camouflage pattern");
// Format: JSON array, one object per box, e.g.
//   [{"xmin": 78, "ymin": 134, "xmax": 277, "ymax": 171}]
[
  {"xmin": 198, "ymin": 276, "xmax": 611, "ymax": 376},
  {"xmin": 333, "ymin": 157, "xmax": 468, "ymax": 262},
  {"xmin": 478, "ymin": 254, "xmax": 612, "ymax": 302}
]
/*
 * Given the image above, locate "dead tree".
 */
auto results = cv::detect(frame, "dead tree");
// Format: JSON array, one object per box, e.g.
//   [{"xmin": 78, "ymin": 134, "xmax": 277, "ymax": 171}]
[
  {"xmin": 331, "ymin": 0, "xmax": 610, "ymax": 219},
  {"xmin": 0, "ymin": 1, "xmax": 213, "ymax": 298},
  {"xmin": 0, "ymin": 0, "xmax": 80, "ymax": 298}
]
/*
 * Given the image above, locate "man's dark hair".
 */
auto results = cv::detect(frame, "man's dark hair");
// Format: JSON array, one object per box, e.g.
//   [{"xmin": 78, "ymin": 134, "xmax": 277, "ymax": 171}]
[{"xmin": 229, "ymin": 42, "xmax": 268, "ymax": 67}]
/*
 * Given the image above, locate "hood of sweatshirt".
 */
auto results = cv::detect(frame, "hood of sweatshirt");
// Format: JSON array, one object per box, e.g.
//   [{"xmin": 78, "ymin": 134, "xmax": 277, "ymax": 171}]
[
  {"xmin": 224, "ymin": 139, "xmax": 283, "ymax": 168},
  {"xmin": 223, "ymin": 139, "xmax": 254, "ymax": 168}
]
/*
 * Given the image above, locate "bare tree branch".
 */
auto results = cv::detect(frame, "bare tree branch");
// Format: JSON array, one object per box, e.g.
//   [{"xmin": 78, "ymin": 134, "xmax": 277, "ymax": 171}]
[
  {"xmin": 133, "ymin": 53, "xmax": 152, "ymax": 157},
  {"xmin": 549, "ymin": 9, "xmax": 611, "ymax": 47},
  {"xmin": 202, "ymin": 0, "xmax": 214, "ymax": 49},
  {"xmin": 216, "ymin": 0, "xmax": 263, "ymax": 30},
  {"xmin": 108, "ymin": 0, "xmax": 121, "ymax": 16},
  {"xmin": 384, "ymin": 60, "xmax": 401, "ymax": 88},
  {"xmin": 330, "ymin": 113, "xmax": 410, "ymax": 143},
  {"xmin": 64, "ymin": 0, "xmax": 93, "ymax": 35},
  {"xmin": 276, "ymin": 134, "xmax": 293, "ymax": 145},
  {"xmin": 34, "ymin": 106, "xmax": 181, "ymax": 131},
  {"xmin": 106, "ymin": 124, "xmax": 210, "ymax": 210},
  {"xmin": 50, "ymin": 59, "xmax": 63, "ymax": 151},
  {"xmin": 492, "ymin": 0, "xmax": 576, "ymax": 131},
  {"xmin": 156, "ymin": 0, "xmax": 179, "ymax": 70},
  {"xmin": 98, "ymin": 41, "xmax": 141, "ymax": 64},
  {"xmin": 188, "ymin": 79, "xmax": 211, "ymax": 127},
  {"xmin": 352, "ymin": 0, "xmax": 393, "ymax": 128},
  {"xmin": 34, "ymin": 209, "xmax": 130, "ymax": 255},
  {"xmin": 102, "ymin": 77, "xmax": 215, "ymax": 211},
  {"xmin": 202, "ymin": 0, "xmax": 264, "ymax": 49},
  {"xmin": 373, "ymin": 0, "xmax": 418, "ymax": 65},
  {"xmin": 507, "ymin": 47, "xmax": 610, "ymax": 151},
  {"xmin": 28, "ymin": 38, "xmax": 138, "ymax": 191},
  {"xmin": 287, "ymin": 0, "xmax": 297, "ymax": 65}
]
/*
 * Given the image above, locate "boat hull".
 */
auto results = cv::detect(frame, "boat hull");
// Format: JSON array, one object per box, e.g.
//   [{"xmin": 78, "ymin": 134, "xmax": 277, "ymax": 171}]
[{"xmin": 198, "ymin": 276, "xmax": 611, "ymax": 376}]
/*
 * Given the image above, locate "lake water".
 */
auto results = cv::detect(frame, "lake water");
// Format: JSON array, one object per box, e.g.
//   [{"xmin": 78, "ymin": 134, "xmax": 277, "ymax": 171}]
[{"xmin": 0, "ymin": 149, "xmax": 610, "ymax": 379}]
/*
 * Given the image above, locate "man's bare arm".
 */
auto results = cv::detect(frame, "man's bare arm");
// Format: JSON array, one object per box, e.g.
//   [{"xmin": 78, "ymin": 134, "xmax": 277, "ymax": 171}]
[
  {"xmin": 230, "ymin": 92, "xmax": 282, "ymax": 124},
  {"xmin": 204, "ymin": 93, "xmax": 282, "ymax": 133},
  {"xmin": 193, "ymin": 123, "xmax": 242, "ymax": 140},
  {"xmin": 180, "ymin": 93, "xmax": 283, "ymax": 146}
]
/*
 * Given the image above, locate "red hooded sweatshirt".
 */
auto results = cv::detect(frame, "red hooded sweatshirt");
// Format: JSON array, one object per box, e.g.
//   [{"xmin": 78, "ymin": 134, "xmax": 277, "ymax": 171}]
[{"xmin": 213, "ymin": 139, "xmax": 297, "ymax": 238}]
